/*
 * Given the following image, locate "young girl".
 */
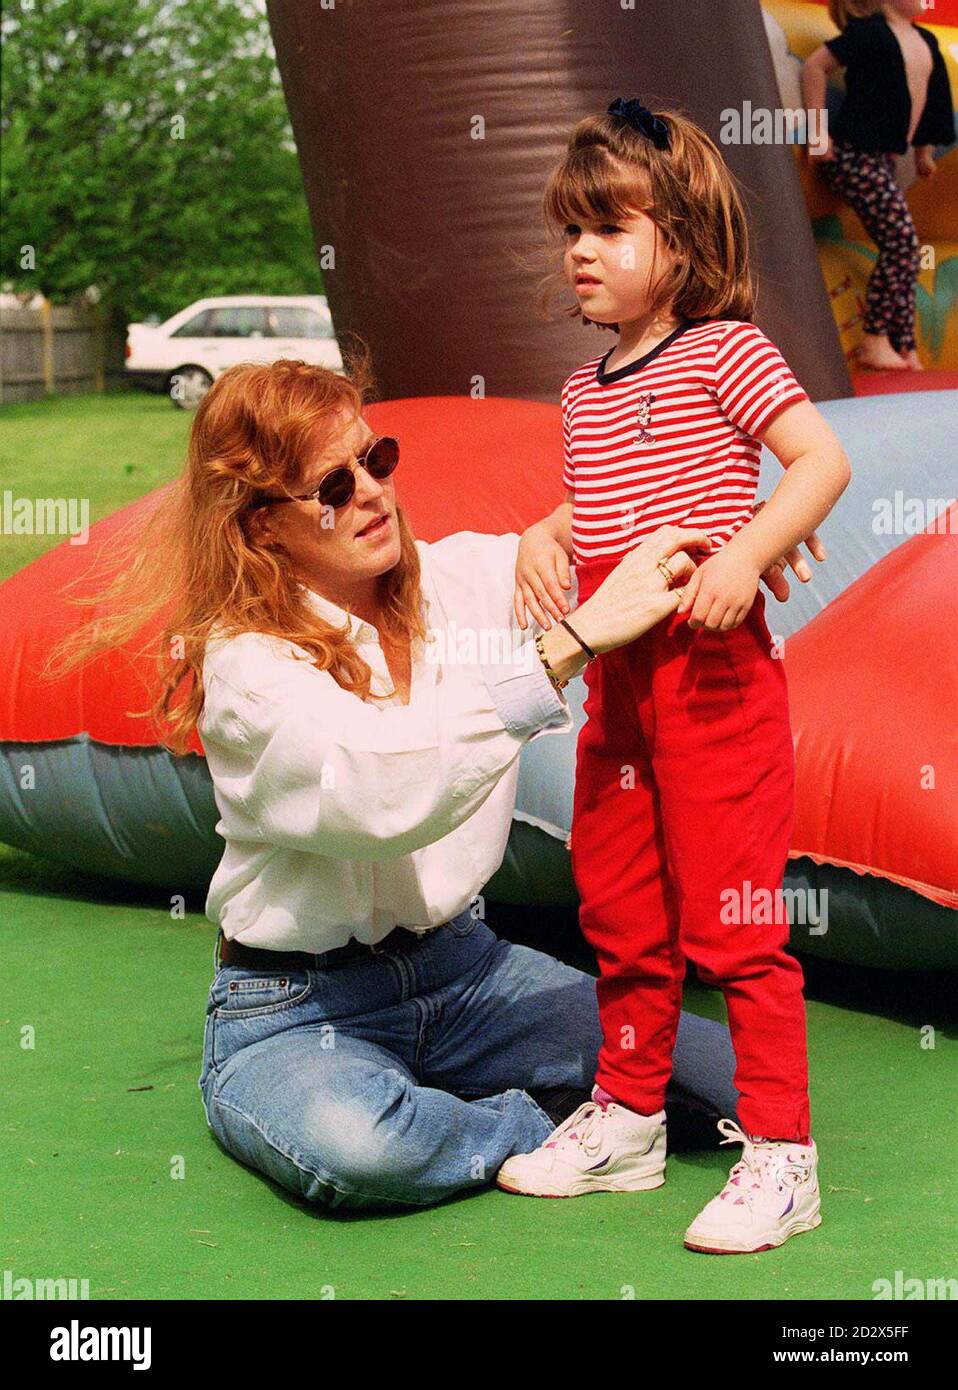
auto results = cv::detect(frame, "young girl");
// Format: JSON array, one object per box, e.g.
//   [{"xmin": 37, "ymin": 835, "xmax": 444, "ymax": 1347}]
[
  {"xmin": 802, "ymin": 0, "xmax": 955, "ymax": 371},
  {"xmin": 497, "ymin": 99, "xmax": 851, "ymax": 1254}
]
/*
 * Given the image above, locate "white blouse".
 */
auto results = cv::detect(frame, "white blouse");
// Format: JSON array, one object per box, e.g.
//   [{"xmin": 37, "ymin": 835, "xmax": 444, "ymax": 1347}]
[{"xmin": 199, "ymin": 530, "xmax": 574, "ymax": 951}]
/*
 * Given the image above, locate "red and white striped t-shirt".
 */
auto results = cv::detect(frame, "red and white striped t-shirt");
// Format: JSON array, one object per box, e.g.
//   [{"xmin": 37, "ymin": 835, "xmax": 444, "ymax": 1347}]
[{"xmin": 562, "ymin": 318, "xmax": 809, "ymax": 564}]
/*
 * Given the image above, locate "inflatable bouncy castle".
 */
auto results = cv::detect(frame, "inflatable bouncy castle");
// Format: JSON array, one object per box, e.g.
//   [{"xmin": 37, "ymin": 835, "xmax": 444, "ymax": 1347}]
[
  {"xmin": 1, "ymin": 0, "xmax": 955, "ymax": 970},
  {"xmin": 1, "ymin": 392, "xmax": 956, "ymax": 969}
]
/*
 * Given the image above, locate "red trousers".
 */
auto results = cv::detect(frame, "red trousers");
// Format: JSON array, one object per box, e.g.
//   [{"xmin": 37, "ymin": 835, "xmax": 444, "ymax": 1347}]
[{"xmin": 570, "ymin": 558, "xmax": 810, "ymax": 1140}]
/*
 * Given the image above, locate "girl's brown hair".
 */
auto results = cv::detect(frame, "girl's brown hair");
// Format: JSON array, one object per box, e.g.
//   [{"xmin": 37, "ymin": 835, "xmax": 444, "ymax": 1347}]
[
  {"xmin": 828, "ymin": 0, "xmax": 882, "ymax": 30},
  {"xmin": 42, "ymin": 357, "xmax": 426, "ymax": 756},
  {"xmin": 542, "ymin": 105, "xmax": 754, "ymax": 330}
]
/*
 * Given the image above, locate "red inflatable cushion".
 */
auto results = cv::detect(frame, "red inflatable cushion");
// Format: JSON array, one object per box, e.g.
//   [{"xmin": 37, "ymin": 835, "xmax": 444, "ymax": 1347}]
[
  {"xmin": 0, "ymin": 398, "xmax": 566, "ymax": 753},
  {"xmin": 2, "ymin": 396, "xmax": 954, "ymax": 909},
  {"xmin": 786, "ymin": 504, "xmax": 958, "ymax": 907}
]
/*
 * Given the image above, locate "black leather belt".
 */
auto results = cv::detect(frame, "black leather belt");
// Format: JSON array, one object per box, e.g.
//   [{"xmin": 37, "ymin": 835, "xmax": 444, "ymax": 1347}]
[{"xmin": 217, "ymin": 923, "xmax": 437, "ymax": 972}]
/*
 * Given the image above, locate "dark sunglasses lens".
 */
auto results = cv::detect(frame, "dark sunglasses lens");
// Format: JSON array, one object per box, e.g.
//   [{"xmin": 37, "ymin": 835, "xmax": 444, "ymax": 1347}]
[
  {"xmin": 316, "ymin": 439, "xmax": 399, "ymax": 508},
  {"xmin": 366, "ymin": 436, "xmax": 399, "ymax": 477},
  {"xmin": 318, "ymin": 467, "xmax": 355, "ymax": 509}
]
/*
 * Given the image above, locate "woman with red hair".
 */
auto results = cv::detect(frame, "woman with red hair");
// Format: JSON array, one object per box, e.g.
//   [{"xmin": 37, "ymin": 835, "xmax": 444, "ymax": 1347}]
[{"xmin": 50, "ymin": 357, "xmax": 811, "ymax": 1209}]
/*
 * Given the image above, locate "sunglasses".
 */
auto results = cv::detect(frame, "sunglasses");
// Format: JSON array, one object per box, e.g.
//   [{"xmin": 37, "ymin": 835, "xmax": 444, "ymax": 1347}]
[{"xmin": 265, "ymin": 435, "xmax": 399, "ymax": 510}]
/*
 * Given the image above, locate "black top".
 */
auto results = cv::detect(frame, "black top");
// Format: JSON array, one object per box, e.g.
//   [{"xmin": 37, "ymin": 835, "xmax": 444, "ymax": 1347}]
[
  {"xmin": 825, "ymin": 15, "xmax": 955, "ymax": 155},
  {"xmin": 596, "ymin": 318, "xmax": 700, "ymax": 385}
]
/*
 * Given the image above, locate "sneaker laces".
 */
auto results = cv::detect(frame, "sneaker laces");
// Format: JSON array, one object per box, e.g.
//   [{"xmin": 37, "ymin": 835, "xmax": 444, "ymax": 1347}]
[
  {"xmin": 545, "ymin": 1100, "xmax": 607, "ymax": 1157},
  {"xmin": 715, "ymin": 1118, "xmax": 810, "ymax": 1205}
]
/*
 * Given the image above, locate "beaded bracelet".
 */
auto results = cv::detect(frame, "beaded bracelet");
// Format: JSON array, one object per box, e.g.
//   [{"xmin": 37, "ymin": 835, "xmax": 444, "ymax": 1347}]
[
  {"xmin": 534, "ymin": 630, "xmax": 567, "ymax": 690},
  {"xmin": 534, "ymin": 617, "xmax": 596, "ymax": 691}
]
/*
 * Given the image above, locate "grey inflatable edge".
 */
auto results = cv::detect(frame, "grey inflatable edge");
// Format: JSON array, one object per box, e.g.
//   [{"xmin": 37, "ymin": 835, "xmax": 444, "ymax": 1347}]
[
  {"xmin": 487, "ymin": 822, "xmax": 958, "ymax": 972},
  {"xmin": 1, "ymin": 737, "xmax": 954, "ymax": 972},
  {"xmin": 758, "ymin": 391, "xmax": 958, "ymax": 640}
]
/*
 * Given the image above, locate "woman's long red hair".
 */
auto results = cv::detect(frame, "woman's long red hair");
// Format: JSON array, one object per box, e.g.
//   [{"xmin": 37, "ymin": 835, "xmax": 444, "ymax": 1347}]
[{"xmin": 42, "ymin": 358, "xmax": 426, "ymax": 756}]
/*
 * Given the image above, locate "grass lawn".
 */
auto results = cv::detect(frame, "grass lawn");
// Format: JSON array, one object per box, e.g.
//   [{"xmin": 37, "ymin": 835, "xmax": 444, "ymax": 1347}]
[
  {"xmin": 1, "ymin": 392, "xmax": 956, "ymax": 1302},
  {"xmin": 2, "ymin": 842, "xmax": 955, "ymax": 1302},
  {"xmin": 0, "ymin": 390, "xmax": 189, "ymax": 581}
]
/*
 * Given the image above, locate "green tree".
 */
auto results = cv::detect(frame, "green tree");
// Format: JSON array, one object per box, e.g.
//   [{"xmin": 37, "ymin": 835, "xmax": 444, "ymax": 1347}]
[{"xmin": 1, "ymin": 0, "xmax": 321, "ymax": 322}]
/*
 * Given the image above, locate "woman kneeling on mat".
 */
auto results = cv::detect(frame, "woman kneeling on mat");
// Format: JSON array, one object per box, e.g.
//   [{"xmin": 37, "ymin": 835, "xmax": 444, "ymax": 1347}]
[{"xmin": 62, "ymin": 357, "xmax": 817, "ymax": 1210}]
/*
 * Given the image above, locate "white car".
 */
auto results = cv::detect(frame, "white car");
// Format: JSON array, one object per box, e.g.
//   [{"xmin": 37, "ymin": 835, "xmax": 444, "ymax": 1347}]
[{"xmin": 125, "ymin": 295, "xmax": 342, "ymax": 409}]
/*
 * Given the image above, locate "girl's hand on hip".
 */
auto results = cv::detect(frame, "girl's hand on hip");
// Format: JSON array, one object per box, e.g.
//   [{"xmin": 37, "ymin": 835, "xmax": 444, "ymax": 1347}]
[{"xmin": 515, "ymin": 521, "xmax": 573, "ymax": 630}]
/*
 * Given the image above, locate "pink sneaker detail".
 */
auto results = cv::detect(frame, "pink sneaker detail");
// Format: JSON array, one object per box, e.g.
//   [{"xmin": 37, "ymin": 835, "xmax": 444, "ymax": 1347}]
[{"xmin": 545, "ymin": 1130, "xmax": 579, "ymax": 1149}]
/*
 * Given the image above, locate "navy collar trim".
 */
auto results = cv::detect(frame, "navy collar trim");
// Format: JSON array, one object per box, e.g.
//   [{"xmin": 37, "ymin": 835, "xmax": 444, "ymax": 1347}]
[{"xmin": 596, "ymin": 318, "xmax": 700, "ymax": 385}]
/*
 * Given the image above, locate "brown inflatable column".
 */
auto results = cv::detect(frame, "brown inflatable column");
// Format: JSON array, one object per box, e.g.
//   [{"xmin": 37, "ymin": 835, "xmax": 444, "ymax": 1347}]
[{"xmin": 267, "ymin": 0, "xmax": 851, "ymax": 403}]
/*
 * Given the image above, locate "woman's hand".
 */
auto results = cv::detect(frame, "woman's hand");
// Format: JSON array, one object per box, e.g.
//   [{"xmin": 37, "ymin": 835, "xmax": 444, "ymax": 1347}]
[
  {"xmin": 515, "ymin": 521, "xmax": 573, "ymax": 630},
  {"xmin": 543, "ymin": 527, "xmax": 711, "ymax": 676}
]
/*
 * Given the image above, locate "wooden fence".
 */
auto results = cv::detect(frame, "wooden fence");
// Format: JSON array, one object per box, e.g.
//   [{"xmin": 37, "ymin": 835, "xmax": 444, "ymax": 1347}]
[{"xmin": 0, "ymin": 303, "xmax": 127, "ymax": 405}]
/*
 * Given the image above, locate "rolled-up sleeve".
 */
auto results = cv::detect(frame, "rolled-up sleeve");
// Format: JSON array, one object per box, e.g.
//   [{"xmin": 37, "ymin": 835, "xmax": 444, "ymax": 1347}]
[
  {"xmin": 429, "ymin": 528, "xmax": 575, "ymax": 740},
  {"xmin": 479, "ymin": 633, "xmax": 573, "ymax": 742},
  {"xmin": 201, "ymin": 631, "xmax": 572, "ymax": 863}
]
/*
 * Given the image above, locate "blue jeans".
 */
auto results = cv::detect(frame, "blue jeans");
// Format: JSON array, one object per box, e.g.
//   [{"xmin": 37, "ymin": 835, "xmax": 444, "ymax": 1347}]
[{"xmin": 198, "ymin": 910, "xmax": 739, "ymax": 1210}]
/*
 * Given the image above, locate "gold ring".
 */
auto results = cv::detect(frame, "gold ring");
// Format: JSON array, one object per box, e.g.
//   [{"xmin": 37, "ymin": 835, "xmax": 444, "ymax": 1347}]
[{"xmin": 656, "ymin": 558, "xmax": 676, "ymax": 588}]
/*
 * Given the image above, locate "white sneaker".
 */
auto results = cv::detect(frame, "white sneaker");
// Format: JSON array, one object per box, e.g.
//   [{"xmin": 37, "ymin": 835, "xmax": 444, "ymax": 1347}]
[
  {"xmin": 684, "ymin": 1118, "xmax": 822, "ymax": 1254},
  {"xmin": 496, "ymin": 1088, "xmax": 666, "ymax": 1197}
]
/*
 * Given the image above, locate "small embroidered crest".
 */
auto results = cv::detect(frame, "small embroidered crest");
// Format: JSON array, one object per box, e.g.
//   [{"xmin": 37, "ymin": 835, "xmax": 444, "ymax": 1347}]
[{"xmin": 634, "ymin": 392, "xmax": 656, "ymax": 444}]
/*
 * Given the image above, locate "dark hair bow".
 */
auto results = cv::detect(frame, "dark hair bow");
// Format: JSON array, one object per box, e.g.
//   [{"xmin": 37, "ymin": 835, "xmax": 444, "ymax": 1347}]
[{"xmin": 607, "ymin": 97, "xmax": 670, "ymax": 151}]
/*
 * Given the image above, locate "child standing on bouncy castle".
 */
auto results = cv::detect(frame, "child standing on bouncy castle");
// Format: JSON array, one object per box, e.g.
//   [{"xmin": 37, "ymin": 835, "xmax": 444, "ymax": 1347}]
[
  {"xmin": 803, "ymin": 0, "xmax": 955, "ymax": 371},
  {"xmin": 497, "ymin": 99, "xmax": 852, "ymax": 1254}
]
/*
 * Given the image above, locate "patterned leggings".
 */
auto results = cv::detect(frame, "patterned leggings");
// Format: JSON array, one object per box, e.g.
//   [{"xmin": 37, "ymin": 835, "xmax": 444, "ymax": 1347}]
[{"xmin": 821, "ymin": 140, "xmax": 921, "ymax": 353}]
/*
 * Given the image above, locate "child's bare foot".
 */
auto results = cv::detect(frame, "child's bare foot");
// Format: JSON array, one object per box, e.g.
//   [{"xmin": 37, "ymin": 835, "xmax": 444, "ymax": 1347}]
[
  {"xmin": 855, "ymin": 334, "xmax": 907, "ymax": 371},
  {"xmin": 900, "ymin": 348, "xmax": 924, "ymax": 371}
]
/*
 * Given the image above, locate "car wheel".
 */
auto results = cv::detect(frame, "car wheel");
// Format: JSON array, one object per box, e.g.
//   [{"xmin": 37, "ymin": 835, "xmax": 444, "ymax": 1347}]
[{"xmin": 167, "ymin": 366, "xmax": 213, "ymax": 410}]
